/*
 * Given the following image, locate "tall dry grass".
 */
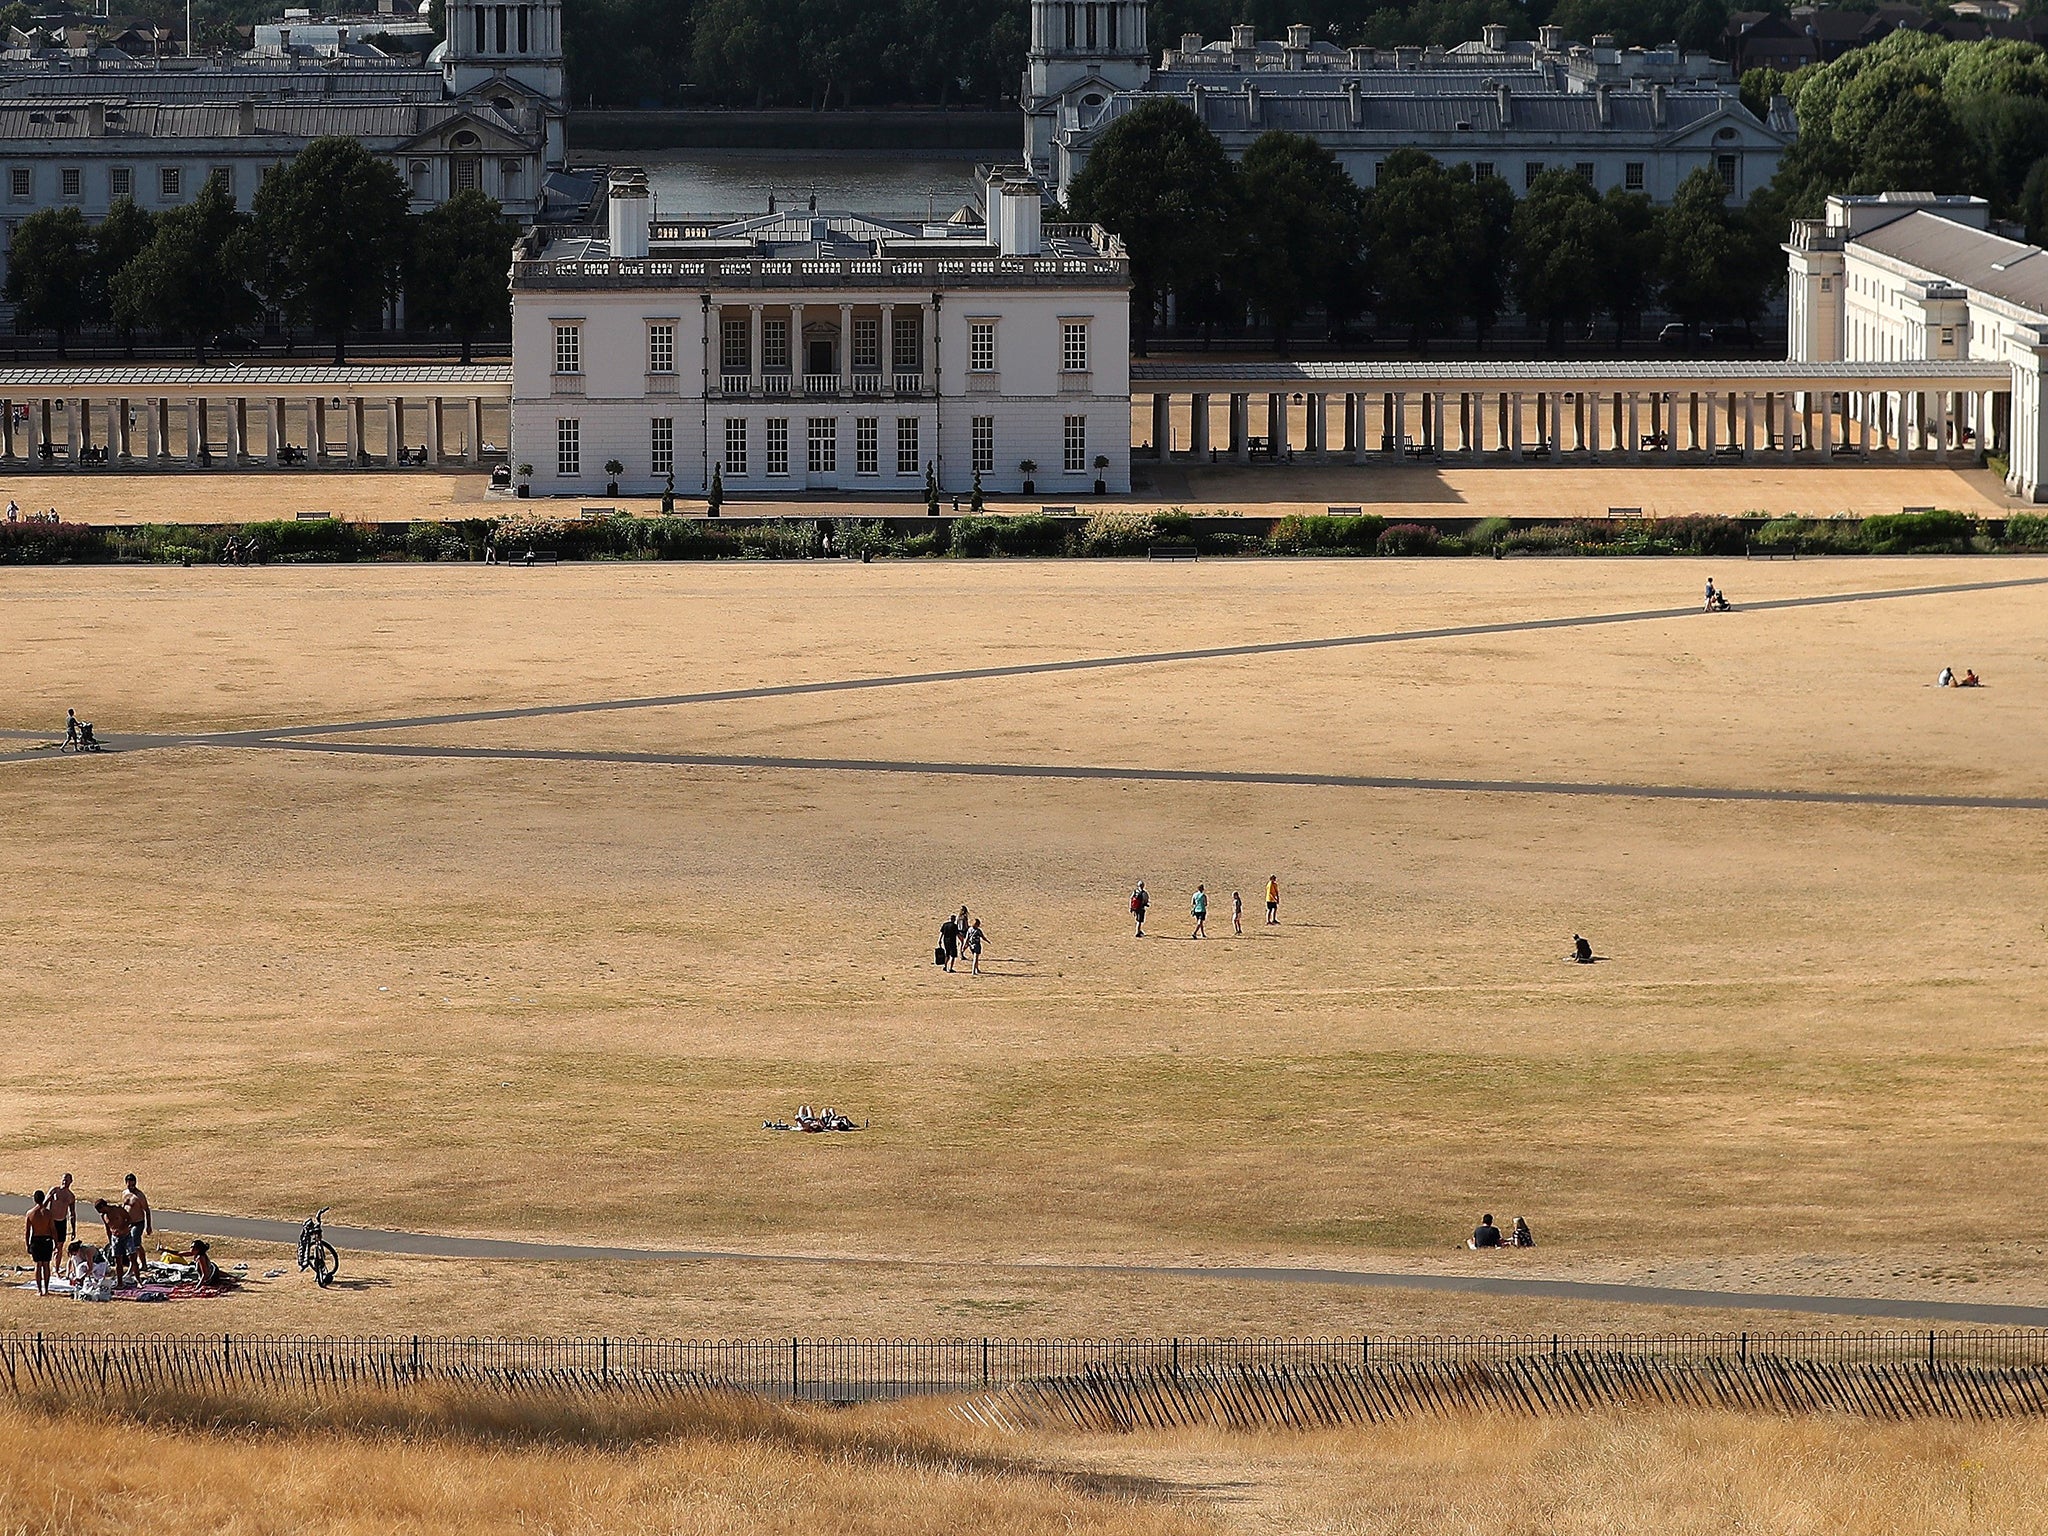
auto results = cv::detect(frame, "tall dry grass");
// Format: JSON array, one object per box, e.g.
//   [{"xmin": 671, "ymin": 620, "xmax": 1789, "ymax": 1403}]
[
  {"xmin": 1102, "ymin": 1410, "xmax": 2048, "ymax": 1534},
  {"xmin": 0, "ymin": 1387, "xmax": 1212, "ymax": 1536}
]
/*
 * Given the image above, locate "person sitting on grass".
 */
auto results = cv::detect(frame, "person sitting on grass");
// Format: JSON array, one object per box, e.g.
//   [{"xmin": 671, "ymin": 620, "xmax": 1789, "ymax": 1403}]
[
  {"xmin": 1960, "ymin": 669, "xmax": 1982, "ymax": 687},
  {"xmin": 1511, "ymin": 1216, "xmax": 1536, "ymax": 1248},
  {"xmin": 1470, "ymin": 1214, "xmax": 1503, "ymax": 1250},
  {"xmin": 1938, "ymin": 666, "xmax": 1955, "ymax": 688},
  {"xmin": 1573, "ymin": 935, "xmax": 1594, "ymax": 964}
]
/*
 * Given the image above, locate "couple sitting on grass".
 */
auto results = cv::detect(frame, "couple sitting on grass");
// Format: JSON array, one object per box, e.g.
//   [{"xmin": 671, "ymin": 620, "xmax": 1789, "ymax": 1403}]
[{"xmin": 1470, "ymin": 1214, "xmax": 1535, "ymax": 1250}]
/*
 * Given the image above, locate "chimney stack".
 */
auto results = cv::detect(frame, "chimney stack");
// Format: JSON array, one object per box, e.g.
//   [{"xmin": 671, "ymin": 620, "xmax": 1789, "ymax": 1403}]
[
  {"xmin": 1481, "ymin": 22, "xmax": 1507, "ymax": 49},
  {"xmin": 607, "ymin": 167, "xmax": 650, "ymax": 259},
  {"xmin": 1650, "ymin": 81, "xmax": 1666, "ymax": 126},
  {"xmin": 1495, "ymin": 80, "xmax": 1512, "ymax": 125},
  {"xmin": 998, "ymin": 179, "xmax": 1042, "ymax": 258}
]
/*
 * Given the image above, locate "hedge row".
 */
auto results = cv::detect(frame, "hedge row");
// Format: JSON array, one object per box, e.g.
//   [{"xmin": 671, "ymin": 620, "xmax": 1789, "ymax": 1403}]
[{"xmin": 3, "ymin": 509, "xmax": 2044, "ymax": 564}]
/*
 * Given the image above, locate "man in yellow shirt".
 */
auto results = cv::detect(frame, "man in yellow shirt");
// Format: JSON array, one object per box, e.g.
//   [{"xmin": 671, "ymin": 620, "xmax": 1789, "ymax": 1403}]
[{"xmin": 1264, "ymin": 875, "xmax": 1280, "ymax": 926}]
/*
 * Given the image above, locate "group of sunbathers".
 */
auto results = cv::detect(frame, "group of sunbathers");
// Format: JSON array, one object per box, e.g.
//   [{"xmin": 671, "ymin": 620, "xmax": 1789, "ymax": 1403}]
[
  {"xmin": 22, "ymin": 1173, "xmax": 236, "ymax": 1299},
  {"xmin": 764, "ymin": 1105, "xmax": 864, "ymax": 1133},
  {"xmin": 1937, "ymin": 666, "xmax": 1982, "ymax": 688}
]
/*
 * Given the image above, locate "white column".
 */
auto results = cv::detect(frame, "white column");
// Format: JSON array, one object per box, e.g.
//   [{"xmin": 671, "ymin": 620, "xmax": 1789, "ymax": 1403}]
[
  {"xmin": 387, "ymin": 397, "xmax": 403, "ymax": 465},
  {"xmin": 186, "ymin": 398, "xmax": 202, "ymax": 465},
  {"xmin": 1627, "ymin": 393, "xmax": 1640, "ymax": 461},
  {"xmin": 749, "ymin": 304, "xmax": 764, "ymax": 393},
  {"xmin": 343, "ymin": 398, "xmax": 360, "ymax": 466},
  {"xmin": 1152, "ymin": 394, "xmax": 1172, "ymax": 458},
  {"xmin": 1936, "ymin": 391, "xmax": 1950, "ymax": 461},
  {"xmin": 880, "ymin": 302, "xmax": 896, "ymax": 384},
  {"xmin": 839, "ymin": 303, "xmax": 854, "ymax": 393},
  {"xmin": 468, "ymin": 397, "xmax": 484, "ymax": 462},
  {"xmin": 226, "ymin": 398, "xmax": 244, "ymax": 463},
  {"xmin": 923, "ymin": 302, "xmax": 939, "ymax": 394},
  {"xmin": 1191, "ymin": 393, "xmax": 1210, "ymax": 457},
  {"xmin": 1509, "ymin": 393, "xmax": 1523, "ymax": 460},
  {"xmin": 268, "ymin": 400, "xmax": 283, "ymax": 466},
  {"xmin": 67, "ymin": 398, "xmax": 82, "ymax": 464},
  {"xmin": 428, "ymin": 398, "xmax": 445, "ymax": 466},
  {"xmin": 311, "ymin": 399, "xmax": 328, "ymax": 467}
]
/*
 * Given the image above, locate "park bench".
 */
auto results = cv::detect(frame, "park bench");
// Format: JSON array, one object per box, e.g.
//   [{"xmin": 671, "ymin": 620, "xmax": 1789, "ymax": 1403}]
[
  {"xmin": 509, "ymin": 549, "xmax": 560, "ymax": 566},
  {"xmin": 1148, "ymin": 543, "xmax": 1199, "ymax": 561},
  {"xmin": 1325, "ymin": 506, "xmax": 1363, "ymax": 518},
  {"xmin": 294, "ymin": 510, "xmax": 336, "ymax": 522},
  {"xmin": 1747, "ymin": 537, "xmax": 1801, "ymax": 560},
  {"xmin": 1038, "ymin": 505, "xmax": 1077, "ymax": 516},
  {"xmin": 1608, "ymin": 507, "xmax": 1644, "ymax": 520},
  {"xmin": 579, "ymin": 506, "xmax": 617, "ymax": 520}
]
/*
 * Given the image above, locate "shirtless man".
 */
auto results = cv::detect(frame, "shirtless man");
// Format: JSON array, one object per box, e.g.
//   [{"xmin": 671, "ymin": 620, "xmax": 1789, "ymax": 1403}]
[
  {"xmin": 120, "ymin": 1173, "xmax": 152, "ymax": 1256},
  {"xmin": 93, "ymin": 1199, "xmax": 136, "ymax": 1286},
  {"xmin": 45, "ymin": 1174, "xmax": 76, "ymax": 1251},
  {"xmin": 23, "ymin": 1192, "xmax": 58, "ymax": 1295}
]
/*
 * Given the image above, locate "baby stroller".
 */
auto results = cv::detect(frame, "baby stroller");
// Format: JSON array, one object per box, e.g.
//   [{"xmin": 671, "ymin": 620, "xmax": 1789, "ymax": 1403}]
[{"xmin": 75, "ymin": 722, "xmax": 101, "ymax": 752}]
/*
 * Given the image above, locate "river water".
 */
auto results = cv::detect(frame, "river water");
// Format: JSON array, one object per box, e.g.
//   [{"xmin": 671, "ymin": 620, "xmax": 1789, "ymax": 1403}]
[{"xmin": 640, "ymin": 152, "xmax": 988, "ymax": 223}]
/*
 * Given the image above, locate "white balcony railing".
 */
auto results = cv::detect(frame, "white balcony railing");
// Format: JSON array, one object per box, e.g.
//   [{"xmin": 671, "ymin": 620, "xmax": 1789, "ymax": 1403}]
[
  {"xmin": 763, "ymin": 374, "xmax": 792, "ymax": 397},
  {"xmin": 803, "ymin": 374, "xmax": 841, "ymax": 396},
  {"xmin": 852, "ymin": 373, "xmax": 884, "ymax": 397},
  {"xmin": 719, "ymin": 373, "xmax": 750, "ymax": 396},
  {"xmin": 893, "ymin": 372, "xmax": 925, "ymax": 395}
]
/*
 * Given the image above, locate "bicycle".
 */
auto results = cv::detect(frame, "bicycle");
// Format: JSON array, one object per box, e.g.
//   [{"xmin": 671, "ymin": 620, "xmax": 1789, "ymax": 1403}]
[{"xmin": 297, "ymin": 1207, "xmax": 339, "ymax": 1288}]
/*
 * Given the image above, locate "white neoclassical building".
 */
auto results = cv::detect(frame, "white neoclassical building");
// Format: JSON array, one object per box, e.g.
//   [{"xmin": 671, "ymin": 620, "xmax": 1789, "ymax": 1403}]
[
  {"xmin": 1025, "ymin": 2, "xmax": 1791, "ymax": 205},
  {"xmin": 0, "ymin": 0, "xmax": 570, "ymax": 290},
  {"xmin": 1788, "ymin": 192, "xmax": 2048, "ymax": 500},
  {"xmin": 507, "ymin": 171, "xmax": 1132, "ymax": 499}
]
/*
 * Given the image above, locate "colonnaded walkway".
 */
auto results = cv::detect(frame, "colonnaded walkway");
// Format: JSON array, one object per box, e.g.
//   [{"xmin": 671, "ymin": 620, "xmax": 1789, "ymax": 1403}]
[{"xmin": 1, "ymin": 1192, "xmax": 2043, "ymax": 1327}]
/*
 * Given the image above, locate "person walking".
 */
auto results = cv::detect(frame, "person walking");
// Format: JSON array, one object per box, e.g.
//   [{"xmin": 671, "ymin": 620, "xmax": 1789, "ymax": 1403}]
[
  {"xmin": 46, "ymin": 1173, "xmax": 75, "ymax": 1251},
  {"xmin": 1265, "ymin": 874, "xmax": 1280, "ymax": 925},
  {"xmin": 1191, "ymin": 884, "xmax": 1208, "ymax": 939},
  {"xmin": 966, "ymin": 918, "xmax": 985, "ymax": 976},
  {"xmin": 64, "ymin": 709, "xmax": 78, "ymax": 750},
  {"xmin": 1232, "ymin": 890, "xmax": 1243, "ymax": 936},
  {"xmin": 1130, "ymin": 882, "xmax": 1149, "ymax": 938},
  {"xmin": 939, "ymin": 913, "xmax": 960, "ymax": 973},
  {"xmin": 24, "ymin": 1191, "xmax": 57, "ymax": 1296}
]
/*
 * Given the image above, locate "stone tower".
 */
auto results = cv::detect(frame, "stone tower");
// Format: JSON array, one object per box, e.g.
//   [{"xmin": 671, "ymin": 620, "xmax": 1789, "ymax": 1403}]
[
  {"xmin": 1023, "ymin": 0, "xmax": 1153, "ymax": 175},
  {"xmin": 443, "ymin": 0, "xmax": 568, "ymax": 153}
]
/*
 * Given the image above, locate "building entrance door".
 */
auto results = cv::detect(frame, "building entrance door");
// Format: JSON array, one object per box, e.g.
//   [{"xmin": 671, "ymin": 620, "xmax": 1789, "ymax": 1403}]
[{"xmin": 807, "ymin": 337, "xmax": 835, "ymax": 375}]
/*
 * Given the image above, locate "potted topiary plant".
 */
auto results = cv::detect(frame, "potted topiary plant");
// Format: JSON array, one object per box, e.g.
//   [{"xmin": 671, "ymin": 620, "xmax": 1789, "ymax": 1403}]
[
  {"xmin": 514, "ymin": 463, "xmax": 532, "ymax": 499},
  {"xmin": 660, "ymin": 473, "xmax": 675, "ymax": 517},
  {"xmin": 970, "ymin": 467, "xmax": 985, "ymax": 514},
  {"xmin": 604, "ymin": 459, "xmax": 624, "ymax": 496},
  {"xmin": 1019, "ymin": 459, "xmax": 1037, "ymax": 496},
  {"xmin": 708, "ymin": 463, "xmax": 723, "ymax": 518},
  {"xmin": 924, "ymin": 462, "xmax": 940, "ymax": 517},
  {"xmin": 1093, "ymin": 454, "xmax": 1110, "ymax": 496}
]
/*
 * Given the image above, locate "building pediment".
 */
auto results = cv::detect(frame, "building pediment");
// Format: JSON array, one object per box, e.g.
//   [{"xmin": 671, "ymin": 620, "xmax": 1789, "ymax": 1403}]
[
  {"xmin": 397, "ymin": 110, "xmax": 535, "ymax": 154},
  {"xmin": 1661, "ymin": 104, "xmax": 1788, "ymax": 148}
]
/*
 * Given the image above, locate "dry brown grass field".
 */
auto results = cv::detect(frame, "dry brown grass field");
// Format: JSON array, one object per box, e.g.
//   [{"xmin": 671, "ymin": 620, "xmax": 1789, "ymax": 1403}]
[
  {"xmin": 4, "ymin": 1386, "xmax": 2048, "ymax": 1536},
  {"xmin": 1, "ymin": 555, "xmax": 2046, "ymax": 1340},
  {"xmin": 5, "ymin": 554, "xmax": 2048, "ymax": 1530}
]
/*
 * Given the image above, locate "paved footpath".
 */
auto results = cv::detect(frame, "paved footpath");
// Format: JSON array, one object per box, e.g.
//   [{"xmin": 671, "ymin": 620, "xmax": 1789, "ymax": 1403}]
[{"xmin": 5, "ymin": 1194, "xmax": 2044, "ymax": 1326}]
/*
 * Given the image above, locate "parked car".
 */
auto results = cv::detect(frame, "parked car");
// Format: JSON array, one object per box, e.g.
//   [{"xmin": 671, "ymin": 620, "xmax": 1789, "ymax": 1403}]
[
  {"xmin": 209, "ymin": 332, "xmax": 259, "ymax": 354},
  {"xmin": 1657, "ymin": 322, "xmax": 1691, "ymax": 347}
]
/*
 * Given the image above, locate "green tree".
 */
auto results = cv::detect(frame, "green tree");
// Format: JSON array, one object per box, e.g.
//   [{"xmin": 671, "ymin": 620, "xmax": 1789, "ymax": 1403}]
[
  {"xmin": 410, "ymin": 190, "xmax": 513, "ymax": 362},
  {"xmin": 1236, "ymin": 131, "xmax": 1368, "ymax": 348},
  {"xmin": 1657, "ymin": 168, "xmax": 1744, "ymax": 335},
  {"xmin": 87, "ymin": 197, "xmax": 155, "ymax": 353},
  {"xmin": 1740, "ymin": 66, "xmax": 1787, "ymax": 123},
  {"xmin": 109, "ymin": 175, "xmax": 255, "ymax": 361},
  {"xmin": 1600, "ymin": 187, "xmax": 1661, "ymax": 339},
  {"xmin": 1368, "ymin": 150, "xmax": 1488, "ymax": 351},
  {"xmin": 0, "ymin": 2, "xmax": 31, "ymax": 35},
  {"xmin": 1510, "ymin": 170, "xmax": 1615, "ymax": 348},
  {"xmin": 2022, "ymin": 157, "xmax": 2048, "ymax": 245},
  {"xmin": 3, "ymin": 207, "xmax": 93, "ymax": 354},
  {"xmin": 1849, "ymin": 85, "xmax": 1978, "ymax": 196},
  {"xmin": 251, "ymin": 136, "xmax": 412, "ymax": 364},
  {"xmin": 1457, "ymin": 164, "xmax": 1515, "ymax": 348},
  {"xmin": 1065, "ymin": 97, "xmax": 1239, "ymax": 353}
]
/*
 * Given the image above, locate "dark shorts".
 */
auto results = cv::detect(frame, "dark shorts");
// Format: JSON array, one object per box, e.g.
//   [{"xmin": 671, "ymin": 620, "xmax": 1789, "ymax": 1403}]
[
  {"xmin": 28, "ymin": 1235, "xmax": 53, "ymax": 1264},
  {"xmin": 113, "ymin": 1231, "xmax": 138, "ymax": 1260}
]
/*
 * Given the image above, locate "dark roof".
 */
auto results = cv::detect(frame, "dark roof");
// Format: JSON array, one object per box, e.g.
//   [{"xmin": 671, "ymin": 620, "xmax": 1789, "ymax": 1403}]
[
  {"xmin": 1853, "ymin": 209, "xmax": 2048, "ymax": 316},
  {"xmin": 1188, "ymin": 87, "xmax": 1753, "ymax": 138}
]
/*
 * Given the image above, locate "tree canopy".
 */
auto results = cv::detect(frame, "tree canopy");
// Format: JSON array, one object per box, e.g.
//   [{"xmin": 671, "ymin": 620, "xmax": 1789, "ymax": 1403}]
[
  {"xmin": 250, "ymin": 137, "xmax": 413, "ymax": 363},
  {"xmin": 1065, "ymin": 97, "xmax": 1240, "ymax": 351},
  {"xmin": 410, "ymin": 190, "xmax": 516, "ymax": 363},
  {"xmin": 1236, "ymin": 131, "xmax": 1370, "ymax": 347},
  {"xmin": 109, "ymin": 175, "xmax": 256, "ymax": 362},
  {"xmin": 3, "ymin": 207, "xmax": 94, "ymax": 354}
]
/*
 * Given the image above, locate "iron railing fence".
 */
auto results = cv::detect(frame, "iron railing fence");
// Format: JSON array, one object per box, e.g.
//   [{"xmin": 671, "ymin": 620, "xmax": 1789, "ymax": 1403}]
[{"xmin": 6, "ymin": 1331, "xmax": 2048, "ymax": 1405}]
